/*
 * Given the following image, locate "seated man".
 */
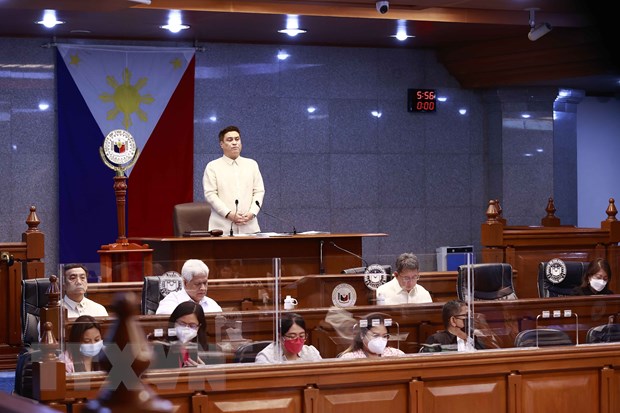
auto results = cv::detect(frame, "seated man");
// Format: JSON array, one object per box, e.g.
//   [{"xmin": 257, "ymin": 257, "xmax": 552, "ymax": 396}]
[
  {"xmin": 375, "ymin": 252, "xmax": 432, "ymax": 305},
  {"xmin": 63, "ymin": 264, "xmax": 108, "ymax": 318},
  {"xmin": 156, "ymin": 259, "xmax": 223, "ymax": 315},
  {"xmin": 424, "ymin": 300, "xmax": 484, "ymax": 352}
]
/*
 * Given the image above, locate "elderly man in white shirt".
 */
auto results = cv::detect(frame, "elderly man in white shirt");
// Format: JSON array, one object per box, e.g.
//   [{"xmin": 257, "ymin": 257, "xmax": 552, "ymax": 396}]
[
  {"xmin": 376, "ymin": 252, "xmax": 432, "ymax": 305},
  {"xmin": 62, "ymin": 264, "xmax": 108, "ymax": 318},
  {"xmin": 203, "ymin": 125, "xmax": 265, "ymax": 235},
  {"xmin": 156, "ymin": 259, "xmax": 223, "ymax": 315}
]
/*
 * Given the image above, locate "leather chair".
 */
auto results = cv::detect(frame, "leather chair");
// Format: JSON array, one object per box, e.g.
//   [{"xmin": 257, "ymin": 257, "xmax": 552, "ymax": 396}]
[
  {"xmin": 141, "ymin": 272, "xmax": 184, "ymax": 315},
  {"xmin": 173, "ymin": 202, "xmax": 211, "ymax": 236},
  {"xmin": 13, "ymin": 348, "xmax": 42, "ymax": 399},
  {"xmin": 586, "ymin": 324, "xmax": 620, "ymax": 343},
  {"xmin": 514, "ymin": 328, "xmax": 573, "ymax": 347},
  {"xmin": 537, "ymin": 260, "xmax": 588, "ymax": 297},
  {"xmin": 233, "ymin": 340, "xmax": 272, "ymax": 363},
  {"xmin": 457, "ymin": 263, "xmax": 517, "ymax": 301},
  {"xmin": 21, "ymin": 278, "xmax": 51, "ymax": 346}
]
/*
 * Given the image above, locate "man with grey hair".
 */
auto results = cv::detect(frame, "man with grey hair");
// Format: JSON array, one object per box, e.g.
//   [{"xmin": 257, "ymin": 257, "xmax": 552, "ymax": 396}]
[
  {"xmin": 375, "ymin": 252, "xmax": 432, "ymax": 305},
  {"xmin": 156, "ymin": 259, "xmax": 223, "ymax": 315}
]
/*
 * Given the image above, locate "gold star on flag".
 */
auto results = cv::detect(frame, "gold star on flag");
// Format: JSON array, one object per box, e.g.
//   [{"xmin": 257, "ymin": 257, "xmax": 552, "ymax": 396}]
[
  {"xmin": 70, "ymin": 54, "xmax": 81, "ymax": 66},
  {"xmin": 170, "ymin": 58, "xmax": 183, "ymax": 69}
]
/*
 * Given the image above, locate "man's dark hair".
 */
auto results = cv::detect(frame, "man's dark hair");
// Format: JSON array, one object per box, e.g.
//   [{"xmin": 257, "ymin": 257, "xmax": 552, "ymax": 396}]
[
  {"xmin": 218, "ymin": 125, "xmax": 240, "ymax": 142},
  {"xmin": 442, "ymin": 300, "xmax": 465, "ymax": 328}
]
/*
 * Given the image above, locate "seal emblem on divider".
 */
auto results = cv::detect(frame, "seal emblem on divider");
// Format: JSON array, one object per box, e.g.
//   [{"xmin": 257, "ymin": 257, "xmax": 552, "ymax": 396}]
[
  {"xmin": 363, "ymin": 264, "xmax": 388, "ymax": 290},
  {"xmin": 159, "ymin": 271, "xmax": 183, "ymax": 297},
  {"xmin": 332, "ymin": 283, "xmax": 357, "ymax": 308},
  {"xmin": 545, "ymin": 258, "xmax": 567, "ymax": 284}
]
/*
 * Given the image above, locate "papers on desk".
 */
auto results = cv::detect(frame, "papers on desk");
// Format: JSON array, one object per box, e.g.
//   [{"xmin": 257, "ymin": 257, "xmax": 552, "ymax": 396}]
[{"xmin": 247, "ymin": 231, "xmax": 331, "ymax": 237}]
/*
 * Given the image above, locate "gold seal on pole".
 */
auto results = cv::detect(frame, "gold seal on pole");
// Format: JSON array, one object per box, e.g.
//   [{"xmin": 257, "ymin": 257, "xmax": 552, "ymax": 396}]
[{"xmin": 99, "ymin": 129, "xmax": 139, "ymax": 176}]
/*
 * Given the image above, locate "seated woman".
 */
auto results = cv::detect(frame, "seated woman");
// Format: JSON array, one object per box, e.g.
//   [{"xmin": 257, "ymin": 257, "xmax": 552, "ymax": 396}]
[
  {"xmin": 338, "ymin": 312, "xmax": 404, "ymax": 359},
  {"xmin": 575, "ymin": 258, "xmax": 614, "ymax": 295},
  {"xmin": 150, "ymin": 301, "xmax": 208, "ymax": 368},
  {"xmin": 424, "ymin": 300, "xmax": 485, "ymax": 352},
  {"xmin": 255, "ymin": 313, "xmax": 322, "ymax": 363},
  {"xmin": 60, "ymin": 315, "xmax": 103, "ymax": 373}
]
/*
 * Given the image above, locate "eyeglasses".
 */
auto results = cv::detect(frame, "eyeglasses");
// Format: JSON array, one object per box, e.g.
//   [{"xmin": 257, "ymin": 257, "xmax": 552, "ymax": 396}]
[
  {"xmin": 453, "ymin": 315, "xmax": 468, "ymax": 320},
  {"xmin": 399, "ymin": 275, "xmax": 419, "ymax": 282},
  {"xmin": 283, "ymin": 333, "xmax": 306, "ymax": 341},
  {"xmin": 366, "ymin": 332, "xmax": 390, "ymax": 340},
  {"xmin": 176, "ymin": 321, "xmax": 200, "ymax": 330}
]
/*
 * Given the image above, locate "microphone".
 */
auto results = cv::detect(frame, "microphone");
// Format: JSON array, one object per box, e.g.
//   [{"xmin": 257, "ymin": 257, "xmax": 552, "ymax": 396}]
[
  {"xmin": 330, "ymin": 241, "xmax": 368, "ymax": 272},
  {"xmin": 255, "ymin": 201, "xmax": 297, "ymax": 234},
  {"xmin": 229, "ymin": 199, "xmax": 238, "ymax": 236}
]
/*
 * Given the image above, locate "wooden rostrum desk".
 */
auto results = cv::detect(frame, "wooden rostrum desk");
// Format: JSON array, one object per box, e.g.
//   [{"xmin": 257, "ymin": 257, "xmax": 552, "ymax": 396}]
[{"xmin": 129, "ymin": 232, "xmax": 387, "ymax": 278}]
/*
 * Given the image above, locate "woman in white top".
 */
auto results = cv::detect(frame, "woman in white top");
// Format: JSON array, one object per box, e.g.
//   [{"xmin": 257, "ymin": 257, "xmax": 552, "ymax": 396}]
[
  {"xmin": 339, "ymin": 312, "xmax": 405, "ymax": 359},
  {"xmin": 255, "ymin": 313, "xmax": 322, "ymax": 363}
]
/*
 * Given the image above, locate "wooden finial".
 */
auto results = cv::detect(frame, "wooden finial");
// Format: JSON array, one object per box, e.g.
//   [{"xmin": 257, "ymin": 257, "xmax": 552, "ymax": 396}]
[
  {"xmin": 46, "ymin": 275, "xmax": 60, "ymax": 307},
  {"xmin": 84, "ymin": 292, "xmax": 172, "ymax": 413},
  {"xmin": 25, "ymin": 205, "xmax": 41, "ymax": 233},
  {"xmin": 605, "ymin": 198, "xmax": 617, "ymax": 222},
  {"xmin": 541, "ymin": 197, "xmax": 560, "ymax": 226},
  {"xmin": 40, "ymin": 322, "xmax": 59, "ymax": 362},
  {"xmin": 485, "ymin": 200, "xmax": 500, "ymax": 223}
]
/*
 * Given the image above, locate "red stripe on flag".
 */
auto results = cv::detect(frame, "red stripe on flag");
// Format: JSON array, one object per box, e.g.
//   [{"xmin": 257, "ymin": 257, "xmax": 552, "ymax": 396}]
[{"xmin": 127, "ymin": 57, "xmax": 195, "ymax": 239}]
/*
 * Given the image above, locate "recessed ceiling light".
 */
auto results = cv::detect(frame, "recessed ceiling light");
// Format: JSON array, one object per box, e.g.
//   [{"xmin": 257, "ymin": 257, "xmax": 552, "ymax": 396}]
[
  {"xmin": 36, "ymin": 10, "xmax": 64, "ymax": 28},
  {"xmin": 390, "ymin": 20, "xmax": 414, "ymax": 41},
  {"xmin": 160, "ymin": 10, "xmax": 189, "ymax": 33},
  {"xmin": 279, "ymin": 15, "xmax": 306, "ymax": 37}
]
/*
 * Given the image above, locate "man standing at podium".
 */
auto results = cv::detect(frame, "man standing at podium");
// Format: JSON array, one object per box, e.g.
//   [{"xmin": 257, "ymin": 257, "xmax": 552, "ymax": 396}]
[{"xmin": 203, "ymin": 125, "xmax": 265, "ymax": 234}]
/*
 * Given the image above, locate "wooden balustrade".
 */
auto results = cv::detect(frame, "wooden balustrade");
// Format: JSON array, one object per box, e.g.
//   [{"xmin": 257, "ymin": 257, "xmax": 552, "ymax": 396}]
[
  {"xmin": 481, "ymin": 198, "xmax": 620, "ymax": 298},
  {"xmin": 31, "ymin": 343, "xmax": 620, "ymax": 413},
  {"xmin": 0, "ymin": 206, "xmax": 45, "ymax": 368}
]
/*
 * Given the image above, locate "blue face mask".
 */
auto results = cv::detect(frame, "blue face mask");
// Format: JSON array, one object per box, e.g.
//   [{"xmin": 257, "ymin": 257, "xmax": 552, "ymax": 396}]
[{"xmin": 80, "ymin": 340, "xmax": 104, "ymax": 357}]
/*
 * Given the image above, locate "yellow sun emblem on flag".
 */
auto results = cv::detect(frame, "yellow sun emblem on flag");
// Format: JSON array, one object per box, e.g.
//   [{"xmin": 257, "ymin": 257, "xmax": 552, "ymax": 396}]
[{"xmin": 99, "ymin": 68, "xmax": 154, "ymax": 130}]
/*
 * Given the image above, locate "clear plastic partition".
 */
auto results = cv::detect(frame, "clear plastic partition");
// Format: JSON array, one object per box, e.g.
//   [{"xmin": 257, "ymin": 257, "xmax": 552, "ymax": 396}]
[{"xmin": 39, "ymin": 249, "xmax": 617, "ymax": 383}]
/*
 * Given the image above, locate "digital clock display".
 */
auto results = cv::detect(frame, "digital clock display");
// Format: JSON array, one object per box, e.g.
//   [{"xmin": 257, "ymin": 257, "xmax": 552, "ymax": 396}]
[{"xmin": 407, "ymin": 88, "xmax": 437, "ymax": 113}]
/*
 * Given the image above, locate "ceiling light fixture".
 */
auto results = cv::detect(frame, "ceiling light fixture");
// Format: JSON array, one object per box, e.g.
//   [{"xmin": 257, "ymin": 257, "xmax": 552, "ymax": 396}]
[
  {"xmin": 160, "ymin": 10, "xmax": 189, "ymax": 33},
  {"xmin": 527, "ymin": 8, "xmax": 552, "ymax": 41},
  {"xmin": 278, "ymin": 15, "xmax": 306, "ymax": 37},
  {"xmin": 390, "ymin": 20, "xmax": 414, "ymax": 41},
  {"xmin": 36, "ymin": 10, "xmax": 64, "ymax": 28}
]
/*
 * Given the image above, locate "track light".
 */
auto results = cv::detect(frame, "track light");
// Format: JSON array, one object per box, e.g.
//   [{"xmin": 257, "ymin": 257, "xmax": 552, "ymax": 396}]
[{"xmin": 527, "ymin": 8, "xmax": 552, "ymax": 41}]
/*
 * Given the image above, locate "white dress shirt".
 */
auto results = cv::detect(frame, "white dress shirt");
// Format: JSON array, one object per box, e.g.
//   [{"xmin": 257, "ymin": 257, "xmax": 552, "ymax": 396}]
[
  {"xmin": 254, "ymin": 342, "xmax": 322, "ymax": 364},
  {"xmin": 155, "ymin": 289, "xmax": 223, "ymax": 315},
  {"xmin": 375, "ymin": 278, "xmax": 433, "ymax": 305},
  {"xmin": 203, "ymin": 155, "xmax": 265, "ymax": 234},
  {"xmin": 63, "ymin": 295, "xmax": 109, "ymax": 318}
]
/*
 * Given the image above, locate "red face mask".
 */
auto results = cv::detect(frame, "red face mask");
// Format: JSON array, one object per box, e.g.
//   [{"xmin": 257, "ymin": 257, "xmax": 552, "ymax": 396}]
[{"xmin": 283, "ymin": 338, "xmax": 304, "ymax": 355}]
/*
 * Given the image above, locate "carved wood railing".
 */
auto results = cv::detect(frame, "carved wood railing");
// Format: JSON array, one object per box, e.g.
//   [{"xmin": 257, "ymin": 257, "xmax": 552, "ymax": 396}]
[
  {"xmin": 481, "ymin": 198, "xmax": 620, "ymax": 298},
  {"xmin": 0, "ymin": 206, "xmax": 45, "ymax": 367}
]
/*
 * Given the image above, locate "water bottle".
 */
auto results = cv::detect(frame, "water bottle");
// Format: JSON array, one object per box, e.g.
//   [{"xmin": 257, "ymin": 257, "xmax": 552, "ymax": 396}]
[
  {"xmin": 376, "ymin": 292, "xmax": 385, "ymax": 306},
  {"xmin": 284, "ymin": 295, "xmax": 298, "ymax": 310}
]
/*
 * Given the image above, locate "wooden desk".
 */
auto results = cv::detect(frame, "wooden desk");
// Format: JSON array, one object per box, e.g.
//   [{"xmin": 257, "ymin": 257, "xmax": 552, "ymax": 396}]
[
  {"xmin": 64, "ymin": 295, "xmax": 620, "ymax": 359},
  {"xmin": 84, "ymin": 271, "xmax": 460, "ymax": 312},
  {"xmin": 33, "ymin": 344, "xmax": 620, "ymax": 413},
  {"xmin": 129, "ymin": 232, "xmax": 387, "ymax": 278}
]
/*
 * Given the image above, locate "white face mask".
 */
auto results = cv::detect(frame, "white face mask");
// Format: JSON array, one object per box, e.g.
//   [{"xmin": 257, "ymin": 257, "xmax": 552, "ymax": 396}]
[
  {"xmin": 80, "ymin": 340, "xmax": 104, "ymax": 357},
  {"xmin": 367, "ymin": 337, "xmax": 388, "ymax": 355},
  {"xmin": 175, "ymin": 325, "xmax": 198, "ymax": 343},
  {"xmin": 590, "ymin": 278, "xmax": 607, "ymax": 292}
]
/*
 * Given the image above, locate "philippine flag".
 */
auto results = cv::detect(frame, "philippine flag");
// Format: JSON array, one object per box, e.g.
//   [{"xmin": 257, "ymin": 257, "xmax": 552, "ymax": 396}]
[{"xmin": 57, "ymin": 45, "xmax": 195, "ymax": 266}]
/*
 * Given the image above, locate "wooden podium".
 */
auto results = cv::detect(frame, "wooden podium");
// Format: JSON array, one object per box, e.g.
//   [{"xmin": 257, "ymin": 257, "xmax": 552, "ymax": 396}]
[{"xmin": 98, "ymin": 175, "xmax": 153, "ymax": 282}]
